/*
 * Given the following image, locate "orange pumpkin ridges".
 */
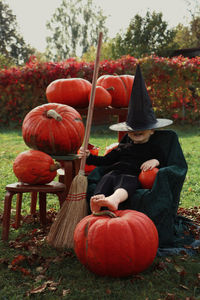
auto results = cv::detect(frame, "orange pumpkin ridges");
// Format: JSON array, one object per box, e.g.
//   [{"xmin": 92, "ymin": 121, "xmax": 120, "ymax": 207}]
[
  {"xmin": 97, "ymin": 74, "xmax": 134, "ymax": 108},
  {"xmin": 74, "ymin": 209, "xmax": 158, "ymax": 277},
  {"xmin": 22, "ymin": 103, "xmax": 85, "ymax": 156},
  {"xmin": 13, "ymin": 149, "xmax": 60, "ymax": 185},
  {"xmin": 88, "ymin": 86, "xmax": 112, "ymax": 108},
  {"xmin": 46, "ymin": 78, "xmax": 92, "ymax": 108}
]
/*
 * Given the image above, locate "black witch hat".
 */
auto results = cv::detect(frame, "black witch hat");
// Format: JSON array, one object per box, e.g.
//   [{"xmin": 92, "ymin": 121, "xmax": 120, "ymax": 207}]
[{"xmin": 109, "ymin": 64, "xmax": 173, "ymax": 131}]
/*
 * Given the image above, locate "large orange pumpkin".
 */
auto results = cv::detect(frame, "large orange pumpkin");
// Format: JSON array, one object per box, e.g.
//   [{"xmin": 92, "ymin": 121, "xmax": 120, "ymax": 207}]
[
  {"xmin": 13, "ymin": 150, "xmax": 60, "ymax": 184},
  {"xmin": 46, "ymin": 78, "xmax": 91, "ymax": 107},
  {"xmin": 74, "ymin": 210, "xmax": 158, "ymax": 277},
  {"xmin": 97, "ymin": 74, "xmax": 134, "ymax": 107},
  {"xmin": 22, "ymin": 103, "xmax": 85, "ymax": 155}
]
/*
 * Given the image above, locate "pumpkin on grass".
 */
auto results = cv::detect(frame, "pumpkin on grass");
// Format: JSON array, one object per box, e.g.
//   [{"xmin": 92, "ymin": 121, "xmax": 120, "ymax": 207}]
[
  {"xmin": 13, "ymin": 150, "xmax": 60, "ymax": 185},
  {"xmin": 46, "ymin": 78, "xmax": 91, "ymax": 107},
  {"xmin": 74, "ymin": 210, "xmax": 158, "ymax": 277},
  {"xmin": 22, "ymin": 103, "xmax": 85, "ymax": 155},
  {"xmin": 97, "ymin": 74, "xmax": 134, "ymax": 107}
]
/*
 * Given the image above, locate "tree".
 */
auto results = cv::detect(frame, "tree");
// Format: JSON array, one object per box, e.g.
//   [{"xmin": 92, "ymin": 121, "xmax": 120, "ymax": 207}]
[
  {"xmin": 173, "ymin": 18, "xmax": 200, "ymax": 49},
  {"xmin": 175, "ymin": 0, "xmax": 200, "ymax": 48},
  {"xmin": 45, "ymin": 0, "xmax": 108, "ymax": 61},
  {"xmin": 109, "ymin": 11, "xmax": 177, "ymax": 59},
  {"xmin": 0, "ymin": 1, "xmax": 34, "ymax": 65},
  {"xmin": 82, "ymin": 39, "xmax": 115, "ymax": 61}
]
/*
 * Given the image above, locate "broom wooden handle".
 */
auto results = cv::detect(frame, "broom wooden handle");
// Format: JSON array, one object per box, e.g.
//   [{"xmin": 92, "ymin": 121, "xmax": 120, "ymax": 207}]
[{"xmin": 79, "ymin": 32, "xmax": 103, "ymax": 173}]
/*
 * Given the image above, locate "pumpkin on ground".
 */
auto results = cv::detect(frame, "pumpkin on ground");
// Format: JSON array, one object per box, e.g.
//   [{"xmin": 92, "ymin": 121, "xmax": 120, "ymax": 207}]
[
  {"xmin": 22, "ymin": 103, "xmax": 85, "ymax": 155},
  {"xmin": 46, "ymin": 78, "xmax": 92, "ymax": 107},
  {"xmin": 88, "ymin": 86, "xmax": 112, "ymax": 107},
  {"xmin": 74, "ymin": 210, "xmax": 159, "ymax": 277},
  {"xmin": 13, "ymin": 150, "xmax": 60, "ymax": 184},
  {"xmin": 139, "ymin": 168, "xmax": 159, "ymax": 189},
  {"xmin": 96, "ymin": 74, "xmax": 134, "ymax": 108}
]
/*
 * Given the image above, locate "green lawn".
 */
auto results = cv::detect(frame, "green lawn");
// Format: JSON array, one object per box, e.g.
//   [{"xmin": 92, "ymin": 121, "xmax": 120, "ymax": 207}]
[{"xmin": 0, "ymin": 125, "xmax": 199, "ymax": 300}]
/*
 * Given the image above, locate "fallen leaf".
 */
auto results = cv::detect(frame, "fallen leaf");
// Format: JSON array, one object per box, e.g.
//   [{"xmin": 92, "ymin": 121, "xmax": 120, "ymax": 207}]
[
  {"xmin": 29, "ymin": 283, "xmax": 47, "ymax": 294},
  {"xmin": 165, "ymin": 293, "xmax": 175, "ymax": 300},
  {"xmin": 179, "ymin": 284, "xmax": 189, "ymax": 290},
  {"xmin": 63, "ymin": 289, "xmax": 71, "ymax": 296}
]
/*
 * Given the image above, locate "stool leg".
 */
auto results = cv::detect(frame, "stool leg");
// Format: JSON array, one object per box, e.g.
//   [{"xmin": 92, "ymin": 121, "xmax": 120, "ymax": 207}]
[
  {"xmin": 30, "ymin": 192, "xmax": 37, "ymax": 214},
  {"xmin": 39, "ymin": 192, "xmax": 46, "ymax": 225},
  {"xmin": 57, "ymin": 191, "xmax": 66, "ymax": 208},
  {"xmin": 2, "ymin": 191, "xmax": 13, "ymax": 241},
  {"xmin": 59, "ymin": 161, "xmax": 73, "ymax": 197},
  {"xmin": 15, "ymin": 193, "xmax": 22, "ymax": 229}
]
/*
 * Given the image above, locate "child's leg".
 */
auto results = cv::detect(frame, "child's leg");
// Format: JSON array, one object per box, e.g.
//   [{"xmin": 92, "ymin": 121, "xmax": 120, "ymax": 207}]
[
  {"xmin": 91, "ymin": 172, "xmax": 139, "ymax": 213},
  {"xmin": 91, "ymin": 188, "xmax": 128, "ymax": 212}
]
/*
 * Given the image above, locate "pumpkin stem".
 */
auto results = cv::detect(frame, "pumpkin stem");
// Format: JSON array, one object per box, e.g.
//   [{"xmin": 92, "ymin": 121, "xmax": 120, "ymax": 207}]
[
  {"xmin": 49, "ymin": 162, "xmax": 61, "ymax": 172},
  {"xmin": 106, "ymin": 87, "xmax": 115, "ymax": 92},
  {"xmin": 46, "ymin": 109, "xmax": 62, "ymax": 121},
  {"xmin": 93, "ymin": 210, "xmax": 118, "ymax": 218}
]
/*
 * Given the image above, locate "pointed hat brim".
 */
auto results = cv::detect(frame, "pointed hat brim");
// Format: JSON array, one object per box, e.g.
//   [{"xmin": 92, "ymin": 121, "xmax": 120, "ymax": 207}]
[{"xmin": 109, "ymin": 118, "xmax": 173, "ymax": 132}]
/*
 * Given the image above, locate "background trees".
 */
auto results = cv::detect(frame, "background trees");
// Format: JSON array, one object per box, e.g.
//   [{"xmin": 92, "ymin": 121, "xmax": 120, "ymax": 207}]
[
  {"xmin": 104, "ymin": 11, "xmax": 178, "ymax": 59},
  {"xmin": 1, "ymin": 0, "xmax": 200, "ymax": 64},
  {"xmin": 0, "ymin": 1, "xmax": 34, "ymax": 65},
  {"xmin": 45, "ymin": 0, "xmax": 108, "ymax": 61}
]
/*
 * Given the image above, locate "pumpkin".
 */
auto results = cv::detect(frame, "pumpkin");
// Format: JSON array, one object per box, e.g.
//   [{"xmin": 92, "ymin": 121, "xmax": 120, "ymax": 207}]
[
  {"xmin": 22, "ymin": 103, "xmax": 85, "ymax": 155},
  {"xmin": 85, "ymin": 144, "xmax": 99, "ymax": 174},
  {"xmin": 96, "ymin": 74, "xmax": 134, "ymax": 107},
  {"xmin": 104, "ymin": 142, "xmax": 119, "ymax": 155},
  {"xmin": 74, "ymin": 210, "xmax": 159, "ymax": 277},
  {"xmin": 13, "ymin": 150, "xmax": 60, "ymax": 185},
  {"xmin": 138, "ymin": 168, "xmax": 159, "ymax": 189},
  {"xmin": 88, "ymin": 86, "xmax": 112, "ymax": 107},
  {"xmin": 46, "ymin": 78, "xmax": 91, "ymax": 107}
]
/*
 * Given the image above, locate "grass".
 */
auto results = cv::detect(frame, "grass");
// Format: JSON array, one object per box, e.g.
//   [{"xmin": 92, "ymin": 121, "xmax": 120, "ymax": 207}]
[{"xmin": 0, "ymin": 124, "xmax": 200, "ymax": 299}]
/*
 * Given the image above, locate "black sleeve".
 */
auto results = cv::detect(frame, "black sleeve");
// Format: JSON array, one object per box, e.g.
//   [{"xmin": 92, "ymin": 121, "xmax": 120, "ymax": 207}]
[{"xmin": 86, "ymin": 147, "xmax": 121, "ymax": 166}]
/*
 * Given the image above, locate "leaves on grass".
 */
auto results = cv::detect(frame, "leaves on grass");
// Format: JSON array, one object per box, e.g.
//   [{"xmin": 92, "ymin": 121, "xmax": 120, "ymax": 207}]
[{"xmin": 1, "ymin": 208, "xmax": 199, "ymax": 298}]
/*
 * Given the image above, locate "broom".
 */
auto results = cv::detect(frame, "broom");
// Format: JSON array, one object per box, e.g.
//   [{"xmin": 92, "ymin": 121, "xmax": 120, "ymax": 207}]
[{"xmin": 47, "ymin": 32, "xmax": 103, "ymax": 249}]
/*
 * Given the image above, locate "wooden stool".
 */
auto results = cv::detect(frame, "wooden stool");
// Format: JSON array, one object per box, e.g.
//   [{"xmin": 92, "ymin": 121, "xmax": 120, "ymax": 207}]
[
  {"xmin": 52, "ymin": 155, "xmax": 80, "ymax": 197},
  {"xmin": 1, "ymin": 181, "xmax": 66, "ymax": 241}
]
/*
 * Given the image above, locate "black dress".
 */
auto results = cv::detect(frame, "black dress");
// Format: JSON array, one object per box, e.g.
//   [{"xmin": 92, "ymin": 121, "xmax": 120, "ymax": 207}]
[{"xmin": 86, "ymin": 134, "xmax": 165, "ymax": 198}]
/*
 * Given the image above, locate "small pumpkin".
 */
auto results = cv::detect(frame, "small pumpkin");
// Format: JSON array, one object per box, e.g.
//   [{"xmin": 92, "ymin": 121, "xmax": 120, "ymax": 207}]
[
  {"xmin": 46, "ymin": 78, "xmax": 91, "ymax": 107},
  {"xmin": 22, "ymin": 103, "xmax": 85, "ymax": 155},
  {"xmin": 74, "ymin": 210, "xmax": 158, "ymax": 277},
  {"xmin": 13, "ymin": 150, "xmax": 60, "ymax": 185},
  {"xmin": 138, "ymin": 168, "xmax": 159, "ymax": 189},
  {"xmin": 104, "ymin": 142, "xmax": 119, "ymax": 155},
  {"xmin": 97, "ymin": 74, "xmax": 134, "ymax": 107},
  {"xmin": 88, "ymin": 86, "xmax": 112, "ymax": 107}
]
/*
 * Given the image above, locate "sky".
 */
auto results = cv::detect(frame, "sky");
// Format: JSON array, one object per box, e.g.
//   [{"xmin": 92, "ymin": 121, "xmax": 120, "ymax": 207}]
[{"xmin": 7, "ymin": 0, "xmax": 193, "ymax": 53}]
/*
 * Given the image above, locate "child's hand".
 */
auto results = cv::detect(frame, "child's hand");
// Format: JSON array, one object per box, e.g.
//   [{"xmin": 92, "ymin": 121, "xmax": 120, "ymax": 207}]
[
  {"xmin": 140, "ymin": 159, "xmax": 159, "ymax": 171},
  {"xmin": 78, "ymin": 147, "xmax": 90, "ymax": 158}
]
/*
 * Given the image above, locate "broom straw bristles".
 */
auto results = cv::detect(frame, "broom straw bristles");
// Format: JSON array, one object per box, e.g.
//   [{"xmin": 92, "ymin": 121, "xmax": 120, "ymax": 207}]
[
  {"xmin": 47, "ymin": 174, "xmax": 88, "ymax": 249},
  {"xmin": 47, "ymin": 32, "xmax": 103, "ymax": 249}
]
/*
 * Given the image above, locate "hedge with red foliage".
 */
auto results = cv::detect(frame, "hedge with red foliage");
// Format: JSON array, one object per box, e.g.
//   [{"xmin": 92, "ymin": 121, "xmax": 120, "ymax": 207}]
[{"xmin": 0, "ymin": 55, "xmax": 200, "ymax": 126}]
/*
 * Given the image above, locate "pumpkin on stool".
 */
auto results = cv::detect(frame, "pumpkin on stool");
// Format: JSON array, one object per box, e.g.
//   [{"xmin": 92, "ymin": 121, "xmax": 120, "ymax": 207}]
[
  {"xmin": 97, "ymin": 74, "xmax": 134, "ymax": 107},
  {"xmin": 22, "ymin": 103, "xmax": 85, "ymax": 155},
  {"xmin": 74, "ymin": 210, "xmax": 158, "ymax": 277},
  {"xmin": 13, "ymin": 149, "xmax": 61, "ymax": 185},
  {"xmin": 46, "ymin": 78, "xmax": 91, "ymax": 107}
]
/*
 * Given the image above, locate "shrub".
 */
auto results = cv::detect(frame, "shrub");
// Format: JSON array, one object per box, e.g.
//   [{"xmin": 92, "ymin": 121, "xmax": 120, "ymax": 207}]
[{"xmin": 0, "ymin": 55, "xmax": 200, "ymax": 126}]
